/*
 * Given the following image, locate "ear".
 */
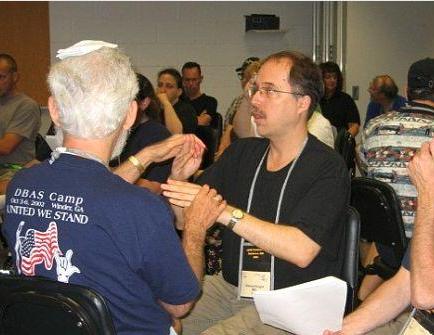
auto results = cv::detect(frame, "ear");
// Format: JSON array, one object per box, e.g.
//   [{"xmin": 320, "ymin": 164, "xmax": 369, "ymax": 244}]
[
  {"xmin": 122, "ymin": 100, "xmax": 137, "ymax": 130},
  {"xmin": 48, "ymin": 96, "xmax": 61, "ymax": 127},
  {"xmin": 199, "ymin": 75, "xmax": 203, "ymax": 84},
  {"xmin": 141, "ymin": 97, "xmax": 151, "ymax": 110},
  {"xmin": 296, "ymin": 95, "xmax": 312, "ymax": 116},
  {"xmin": 11, "ymin": 72, "xmax": 19, "ymax": 85}
]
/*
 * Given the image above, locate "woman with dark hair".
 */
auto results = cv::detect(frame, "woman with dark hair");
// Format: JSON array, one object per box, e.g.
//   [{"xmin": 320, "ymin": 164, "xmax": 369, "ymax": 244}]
[{"xmin": 319, "ymin": 61, "xmax": 360, "ymax": 137}]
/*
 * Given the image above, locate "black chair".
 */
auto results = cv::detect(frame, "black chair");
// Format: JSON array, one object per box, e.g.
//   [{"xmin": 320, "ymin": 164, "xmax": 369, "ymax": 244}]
[
  {"xmin": 334, "ymin": 129, "xmax": 356, "ymax": 177},
  {"xmin": 351, "ymin": 177, "xmax": 408, "ymax": 280},
  {"xmin": 0, "ymin": 273, "xmax": 116, "ymax": 335},
  {"xmin": 342, "ymin": 206, "xmax": 361, "ymax": 314},
  {"xmin": 196, "ymin": 113, "xmax": 223, "ymax": 169}
]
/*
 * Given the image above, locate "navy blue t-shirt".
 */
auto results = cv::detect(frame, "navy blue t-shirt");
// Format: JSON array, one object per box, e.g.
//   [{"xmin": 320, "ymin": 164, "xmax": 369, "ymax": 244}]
[{"xmin": 3, "ymin": 155, "xmax": 199, "ymax": 335}]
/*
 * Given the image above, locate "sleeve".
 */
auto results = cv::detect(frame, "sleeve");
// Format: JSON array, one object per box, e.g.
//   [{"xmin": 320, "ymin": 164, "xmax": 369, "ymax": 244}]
[
  {"xmin": 290, "ymin": 156, "xmax": 350, "ymax": 256},
  {"xmin": 345, "ymin": 94, "xmax": 361, "ymax": 125},
  {"xmin": 137, "ymin": 198, "xmax": 200, "ymax": 305},
  {"xmin": 205, "ymin": 96, "xmax": 218, "ymax": 118},
  {"xmin": 6, "ymin": 101, "xmax": 40, "ymax": 140},
  {"xmin": 308, "ymin": 113, "xmax": 335, "ymax": 148}
]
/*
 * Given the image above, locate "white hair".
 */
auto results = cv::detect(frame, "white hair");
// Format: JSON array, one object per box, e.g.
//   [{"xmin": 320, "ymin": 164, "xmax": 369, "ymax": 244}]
[{"xmin": 47, "ymin": 47, "xmax": 138, "ymax": 139}]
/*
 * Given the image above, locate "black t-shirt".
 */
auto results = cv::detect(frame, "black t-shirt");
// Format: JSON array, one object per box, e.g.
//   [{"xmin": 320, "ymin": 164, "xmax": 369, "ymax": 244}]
[
  {"xmin": 320, "ymin": 91, "xmax": 360, "ymax": 131},
  {"xmin": 115, "ymin": 120, "xmax": 172, "ymax": 183},
  {"xmin": 173, "ymin": 100, "xmax": 198, "ymax": 134},
  {"xmin": 188, "ymin": 93, "xmax": 218, "ymax": 120},
  {"xmin": 198, "ymin": 135, "xmax": 350, "ymax": 289}
]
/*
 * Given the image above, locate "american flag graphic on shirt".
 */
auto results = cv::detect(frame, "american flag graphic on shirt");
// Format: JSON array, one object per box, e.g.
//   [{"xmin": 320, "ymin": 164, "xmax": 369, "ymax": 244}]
[{"xmin": 18, "ymin": 222, "xmax": 61, "ymax": 276}]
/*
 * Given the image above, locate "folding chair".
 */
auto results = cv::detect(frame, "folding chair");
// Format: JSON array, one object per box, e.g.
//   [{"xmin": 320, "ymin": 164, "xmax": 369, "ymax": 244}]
[
  {"xmin": 351, "ymin": 177, "xmax": 408, "ymax": 280},
  {"xmin": 0, "ymin": 273, "xmax": 116, "ymax": 335}
]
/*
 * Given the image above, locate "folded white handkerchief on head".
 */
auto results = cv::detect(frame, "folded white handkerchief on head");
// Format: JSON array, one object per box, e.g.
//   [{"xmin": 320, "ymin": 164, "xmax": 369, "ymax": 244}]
[{"xmin": 56, "ymin": 40, "xmax": 118, "ymax": 60}]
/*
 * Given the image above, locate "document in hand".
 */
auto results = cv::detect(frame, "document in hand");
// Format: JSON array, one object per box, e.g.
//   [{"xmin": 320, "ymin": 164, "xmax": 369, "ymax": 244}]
[{"xmin": 253, "ymin": 276, "xmax": 347, "ymax": 335}]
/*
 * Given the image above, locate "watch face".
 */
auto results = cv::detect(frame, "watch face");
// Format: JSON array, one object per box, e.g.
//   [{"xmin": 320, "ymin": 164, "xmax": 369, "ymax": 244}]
[{"xmin": 232, "ymin": 209, "xmax": 244, "ymax": 219}]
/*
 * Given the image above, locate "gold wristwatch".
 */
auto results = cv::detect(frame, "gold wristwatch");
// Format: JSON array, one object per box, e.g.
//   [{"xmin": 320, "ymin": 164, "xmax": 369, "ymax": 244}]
[{"xmin": 227, "ymin": 209, "xmax": 244, "ymax": 231}]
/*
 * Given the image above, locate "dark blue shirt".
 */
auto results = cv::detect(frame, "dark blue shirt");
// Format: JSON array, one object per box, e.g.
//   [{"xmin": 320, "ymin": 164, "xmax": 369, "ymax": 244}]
[
  {"xmin": 364, "ymin": 95, "xmax": 407, "ymax": 126},
  {"xmin": 3, "ymin": 155, "xmax": 200, "ymax": 335}
]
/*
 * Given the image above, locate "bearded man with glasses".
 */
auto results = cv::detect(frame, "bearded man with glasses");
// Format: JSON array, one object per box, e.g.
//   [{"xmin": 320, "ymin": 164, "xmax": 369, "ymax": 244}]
[{"xmin": 162, "ymin": 51, "xmax": 350, "ymax": 334}]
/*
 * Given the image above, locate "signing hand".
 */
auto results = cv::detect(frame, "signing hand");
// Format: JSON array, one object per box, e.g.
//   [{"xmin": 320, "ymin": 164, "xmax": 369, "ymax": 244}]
[
  {"xmin": 184, "ymin": 184, "xmax": 226, "ymax": 233},
  {"xmin": 161, "ymin": 179, "xmax": 202, "ymax": 207},
  {"xmin": 169, "ymin": 135, "xmax": 205, "ymax": 181}
]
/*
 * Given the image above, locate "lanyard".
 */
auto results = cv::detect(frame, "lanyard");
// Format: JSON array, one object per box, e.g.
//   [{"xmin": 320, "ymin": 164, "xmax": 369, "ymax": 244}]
[
  {"xmin": 49, "ymin": 147, "xmax": 109, "ymax": 170},
  {"xmin": 237, "ymin": 137, "xmax": 308, "ymax": 297}
]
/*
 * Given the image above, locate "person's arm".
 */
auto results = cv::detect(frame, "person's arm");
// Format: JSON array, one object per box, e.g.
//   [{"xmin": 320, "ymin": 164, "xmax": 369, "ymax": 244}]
[
  {"xmin": 162, "ymin": 180, "xmax": 320, "ymax": 268},
  {"xmin": 324, "ymin": 267, "xmax": 411, "ymax": 335},
  {"xmin": 215, "ymin": 124, "xmax": 233, "ymax": 160},
  {"xmin": 113, "ymin": 134, "xmax": 204, "ymax": 184},
  {"xmin": 159, "ymin": 185, "xmax": 226, "ymax": 318},
  {"xmin": 0, "ymin": 133, "xmax": 24, "ymax": 156},
  {"xmin": 408, "ymin": 139, "xmax": 434, "ymax": 309},
  {"xmin": 233, "ymin": 96, "xmax": 255, "ymax": 138},
  {"xmin": 197, "ymin": 111, "xmax": 212, "ymax": 126},
  {"xmin": 157, "ymin": 93, "xmax": 183, "ymax": 134},
  {"xmin": 347, "ymin": 123, "xmax": 360, "ymax": 137}
]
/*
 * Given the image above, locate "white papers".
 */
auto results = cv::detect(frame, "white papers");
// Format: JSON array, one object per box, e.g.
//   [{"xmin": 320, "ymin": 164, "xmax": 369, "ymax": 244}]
[{"xmin": 253, "ymin": 276, "xmax": 347, "ymax": 335}]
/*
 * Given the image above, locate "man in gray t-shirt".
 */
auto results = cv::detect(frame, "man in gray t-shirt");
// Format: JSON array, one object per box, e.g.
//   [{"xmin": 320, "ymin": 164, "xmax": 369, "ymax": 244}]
[{"xmin": 0, "ymin": 54, "xmax": 40, "ymax": 168}]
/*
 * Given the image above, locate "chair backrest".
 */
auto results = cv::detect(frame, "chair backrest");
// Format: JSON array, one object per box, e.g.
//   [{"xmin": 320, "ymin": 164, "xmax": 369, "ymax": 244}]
[
  {"xmin": 342, "ymin": 206, "xmax": 361, "ymax": 314},
  {"xmin": 196, "ymin": 125, "xmax": 221, "ymax": 169},
  {"xmin": 350, "ymin": 177, "xmax": 408, "ymax": 262},
  {"xmin": 0, "ymin": 273, "xmax": 116, "ymax": 335},
  {"xmin": 334, "ymin": 129, "xmax": 355, "ymax": 176}
]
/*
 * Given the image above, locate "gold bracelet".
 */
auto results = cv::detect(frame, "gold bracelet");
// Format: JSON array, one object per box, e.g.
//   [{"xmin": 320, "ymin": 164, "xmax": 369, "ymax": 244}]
[{"xmin": 128, "ymin": 155, "xmax": 145, "ymax": 174}]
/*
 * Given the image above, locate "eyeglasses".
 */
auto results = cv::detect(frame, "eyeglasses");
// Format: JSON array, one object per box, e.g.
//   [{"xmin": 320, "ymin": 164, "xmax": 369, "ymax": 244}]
[{"xmin": 247, "ymin": 82, "xmax": 303, "ymax": 99}]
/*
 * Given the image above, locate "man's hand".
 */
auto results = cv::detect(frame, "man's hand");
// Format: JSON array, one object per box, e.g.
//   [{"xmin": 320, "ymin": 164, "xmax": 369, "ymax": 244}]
[
  {"xmin": 146, "ymin": 134, "xmax": 203, "ymax": 164},
  {"xmin": 197, "ymin": 111, "xmax": 212, "ymax": 126},
  {"xmin": 408, "ymin": 139, "xmax": 434, "ymax": 197},
  {"xmin": 183, "ymin": 184, "xmax": 226, "ymax": 235},
  {"xmin": 169, "ymin": 136, "xmax": 205, "ymax": 181},
  {"xmin": 161, "ymin": 179, "xmax": 202, "ymax": 207}
]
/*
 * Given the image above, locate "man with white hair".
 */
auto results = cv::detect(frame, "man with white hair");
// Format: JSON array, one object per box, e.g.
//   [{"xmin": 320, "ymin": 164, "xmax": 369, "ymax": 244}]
[{"xmin": 3, "ymin": 41, "xmax": 225, "ymax": 335}]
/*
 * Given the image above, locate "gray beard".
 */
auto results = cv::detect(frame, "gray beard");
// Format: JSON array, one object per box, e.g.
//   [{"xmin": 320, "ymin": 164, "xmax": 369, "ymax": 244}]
[
  {"xmin": 53, "ymin": 127, "xmax": 128, "ymax": 161},
  {"xmin": 110, "ymin": 129, "xmax": 128, "ymax": 160}
]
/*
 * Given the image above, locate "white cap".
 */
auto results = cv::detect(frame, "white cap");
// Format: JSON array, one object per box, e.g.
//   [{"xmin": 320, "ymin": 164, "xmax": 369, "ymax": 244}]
[{"xmin": 56, "ymin": 40, "xmax": 118, "ymax": 60}]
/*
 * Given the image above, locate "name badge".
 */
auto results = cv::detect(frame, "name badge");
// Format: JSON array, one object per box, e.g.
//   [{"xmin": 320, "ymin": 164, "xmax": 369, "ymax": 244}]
[
  {"xmin": 238, "ymin": 244, "xmax": 272, "ymax": 299},
  {"xmin": 400, "ymin": 308, "xmax": 434, "ymax": 335}
]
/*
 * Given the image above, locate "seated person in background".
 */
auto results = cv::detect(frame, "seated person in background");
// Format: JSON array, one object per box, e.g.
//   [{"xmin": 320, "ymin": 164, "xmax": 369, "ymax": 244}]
[
  {"xmin": 3, "ymin": 41, "xmax": 223, "ymax": 335},
  {"xmin": 364, "ymin": 74, "xmax": 407, "ymax": 126},
  {"xmin": 181, "ymin": 61, "xmax": 218, "ymax": 127},
  {"xmin": 358, "ymin": 58, "xmax": 434, "ymax": 300},
  {"xmin": 110, "ymin": 73, "xmax": 173, "ymax": 193},
  {"xmin": 319, "ymin": 61, "xmax": 360, "ymax": 137},
  {"xmin": 215, "ymin": 57, "xmax": 261, "ymax": 160},
  {"xmin": 157, "ymin": 68, "xmax": 197, "ymax": 134},
  {"xmin": 323, "ymin": 138, "xmax": 434, "ymax": 335},
  {"xmin": 162, "ymin": 51, "xmax": 350, "ymax": 334},
  {"xmin": 0, "ymin": 54, "xmax": 41, "ymax": 179}
]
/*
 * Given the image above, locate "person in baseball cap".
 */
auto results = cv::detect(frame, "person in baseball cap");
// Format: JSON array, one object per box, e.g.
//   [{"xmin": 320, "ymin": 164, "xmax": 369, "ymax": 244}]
[
  {"xmin": 235, "ymin": 57, "xmax": 260, "ymax": 79},
  {"xmin": 407, "ymin": 57, "xmax": 434, "ymax": 98}
]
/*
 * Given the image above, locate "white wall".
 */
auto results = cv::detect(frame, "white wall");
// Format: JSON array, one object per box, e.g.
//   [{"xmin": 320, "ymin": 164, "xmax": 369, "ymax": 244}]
[
  {"xmin": 49, "ymin": 1, "xmax": 313, "ymax": 115},
  {"xmin": 345, "ymin": 1, "xmax": 434, "ymax": 127}
]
